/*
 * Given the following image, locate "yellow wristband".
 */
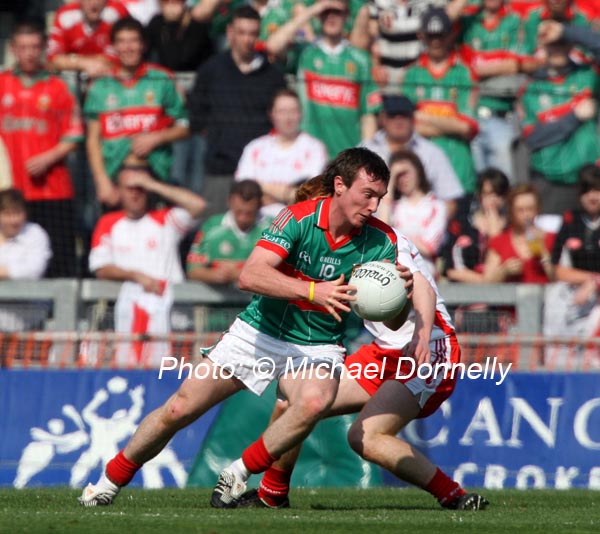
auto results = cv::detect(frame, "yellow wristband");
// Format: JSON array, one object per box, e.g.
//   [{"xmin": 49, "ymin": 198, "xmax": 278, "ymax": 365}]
[{"xmin": 308, "ymin": 281, "xmax": 315, "ymax": 303}]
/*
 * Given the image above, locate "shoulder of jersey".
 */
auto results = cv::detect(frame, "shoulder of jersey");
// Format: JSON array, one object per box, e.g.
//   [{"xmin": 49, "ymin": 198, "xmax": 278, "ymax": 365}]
[{"xmin": 144, "ymin": 63, "xmax": 176, "ymax": 80}]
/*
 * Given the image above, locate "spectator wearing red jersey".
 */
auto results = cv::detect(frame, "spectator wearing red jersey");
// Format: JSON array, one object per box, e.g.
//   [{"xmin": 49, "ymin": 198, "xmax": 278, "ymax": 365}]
[
  {"xmin": 84, "ymin": 17, "xmax": 189, "ymax": 206},
  {"xmin": 47, "ymin": 0, "xmax": 130, "ymax": 78},
  {"xmin": 0, "ymin": 21, "xmax": 83, "ymax": 277},
  {"xmin": 483, "ymin": 184, "xmax": 555, "ymax": 283}
]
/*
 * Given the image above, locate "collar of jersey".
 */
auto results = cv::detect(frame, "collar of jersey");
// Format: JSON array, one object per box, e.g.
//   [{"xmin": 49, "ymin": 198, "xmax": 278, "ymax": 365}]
[
  {"xmin": 475, "ymin": 5, "xmax": 509, "ymax": 30},
  {"xmin": 316, "ymin": 197, "xmax": 362, "ymax": 250},
  {"xmin": 417, "ymin": 51, "xmax": 459, "ymax": 78},
  {"xmin": 12, "ymin": 67, "xmax": 49, "ymax": 83},
  {"xmin": 111, "ymin": 62, "xmax": 149, "ymax": 86},
  {"xmin": 316, "ymin": 38, "xmax": 349, "ymax": 56},
  {"xmin": 540, "ymin": 6, "xmax": 575, "ymax": 20}
]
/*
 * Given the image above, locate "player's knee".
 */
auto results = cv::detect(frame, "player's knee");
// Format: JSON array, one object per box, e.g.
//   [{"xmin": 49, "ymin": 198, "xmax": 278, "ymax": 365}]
[
  {"xmin": 347, "ymin": 421, "xmax": 366, "ymax": 456},
  {"xmin": 162, "ymin": 396, "xmax": 194, "ymax": 429},
  {"xmin": 296, "ymin": 393, "xmax": 331, "ymax": 423}
]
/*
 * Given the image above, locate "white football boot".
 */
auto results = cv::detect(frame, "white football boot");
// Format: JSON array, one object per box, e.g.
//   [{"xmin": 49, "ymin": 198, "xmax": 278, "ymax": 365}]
[{"xmin": 78, "ymin": 477, "xmax": 120, "ymax": 507}]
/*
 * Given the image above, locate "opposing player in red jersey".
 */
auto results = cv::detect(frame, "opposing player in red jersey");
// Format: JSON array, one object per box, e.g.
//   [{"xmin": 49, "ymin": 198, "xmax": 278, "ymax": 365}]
[
  {"xmin": 48, "ymin": 0, "xmax": 130, "ymax": 78},
  {"xmin": 0, "ymin": 21, "xmax": 84, "ymax": 277}
]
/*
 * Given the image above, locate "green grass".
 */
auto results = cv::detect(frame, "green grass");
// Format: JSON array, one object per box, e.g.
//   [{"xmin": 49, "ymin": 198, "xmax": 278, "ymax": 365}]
[{"xmin": 0, "ymin": 488, "xmax": 597, "ymax": 533}]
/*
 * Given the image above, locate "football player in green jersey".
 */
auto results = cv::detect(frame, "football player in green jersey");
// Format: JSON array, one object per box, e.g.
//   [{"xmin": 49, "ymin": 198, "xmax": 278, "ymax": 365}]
[{"xmin": 79, "ymin": 147, "xmax": 413, "ymax": 508}]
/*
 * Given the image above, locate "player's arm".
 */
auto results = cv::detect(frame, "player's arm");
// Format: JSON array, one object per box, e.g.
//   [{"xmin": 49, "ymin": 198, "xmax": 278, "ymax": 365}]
[
  {"xmin": 445, "ymin": 0, "xmax": 470, "ymax": 21},
  {"xmin": 95, "ymin": 264, "xmax": 164, "ymax": 295},
  {"xmin": 414, "ymin": 110, "xmax": 474, "ymax": 139},
  {"xmin": 238, "ymin": 246, "xmax": 356, "ymax": 322},
  {"xmin": 25, "ymin": 141, "xmax": 78, "ymax": 178},
  {"xmin": 127, "ymin": 172, "xmax": 206, "ymax": 218},
  {"xmin": 86, "ymin": 119, "xmax": 119, "ymax": 206},
  {"xmin": 130, "ymin": 123, "xmax": 189, "ymax": 158},
  {"xmin": 48, "ymin": 53, "xmax": 113, "ymax": 78},
  {"xmin": 360, "ymin": 113, "xmax": 377, "ymax": 142},
  {"xmin": 190, "ymin": 0, "xmax": 221, "ymax": 22},
  {"xmin": 404, "ymin": 271, "xmax": 436, "ymax": 366}
]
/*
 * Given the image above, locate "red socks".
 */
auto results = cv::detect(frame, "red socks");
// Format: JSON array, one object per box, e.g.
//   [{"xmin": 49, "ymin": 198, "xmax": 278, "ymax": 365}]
[
  {"xmin": 424, "ymin": 468, "xmax": 466, "ymax": 507},
  {"xmin": 106, "ymin": 450, "xmax": 141, "ymax": 487},
  {"xmin": 258, "ymin": 466, "xmax": 292, "ymax": 507},
  {"xmin": 241, "ymin": 435, "xmax": 278, "ymax": 474}
]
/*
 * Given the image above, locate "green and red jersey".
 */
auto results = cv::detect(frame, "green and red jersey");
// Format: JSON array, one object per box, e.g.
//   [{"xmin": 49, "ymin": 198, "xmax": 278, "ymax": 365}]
[
  {"xmin": 186, "ymin": 212, "xmax": 272, "ymax": 271},
  {"xmin": 0, "ymin": 69, "xmax": 83, "ymax": 201},
  {"xmin": 402, "ymin": 52, "xmax": 479, "ymax": 193},
  {"xmin": 238, "ymin": 197, "xmax": 398, "ymax": 345},
  {"xmin": 84, "ymin": 62, "xmax": 188, "ymax": 180},
  {"xmin": 459, "ymin": 5, "xmax": 522, "ymax": 112},
  {"xmin": 519, "ymin": 65, "xmax": 600, "ymax": 184},
  {"xmin": 297, "ymin": 40, "xmax": 381, "ymax": 158}
]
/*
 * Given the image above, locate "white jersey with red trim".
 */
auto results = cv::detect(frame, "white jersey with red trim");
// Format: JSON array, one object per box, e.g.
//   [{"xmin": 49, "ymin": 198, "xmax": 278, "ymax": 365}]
[
  {"xmin": 365, "ymin": 231, "xmax": 455, "ymax": 349},
  {"xmin": 235, "ymin": 131, "xmax": 328, "ymax": 186},
  {"xmin": 89, "ymin": 207, "xmax": 195, "ymax": 283}
]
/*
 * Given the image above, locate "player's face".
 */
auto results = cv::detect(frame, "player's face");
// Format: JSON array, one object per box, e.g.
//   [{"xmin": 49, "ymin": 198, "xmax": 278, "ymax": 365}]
[
  {"xmin": 580, "ymin": 188, "xmax": 600, "ymax": 219},
  {"xmin": 511, "ymin": 193, "xmax": 538, "ymax": 230},
  {"xmin": 118, "ymin": 170, "xmax": 149, "ymax": 218},
  {"xmin": 382, "ymin": 112, "xmax": 414, "ymax": 142},
  {"xmin": 391, "ymin": 160, "xmax": 419, "ymax": 197},
  {"xmin": 270, "ymin": 95, "xmax": 302, "ymax": 138},
  {"xmin": 114, "ymin": 29, "xmax": 145, "ymax": 70},
  {"xmin": 479, "ymin": 180, "xmax": 506, "ymax": 213},
  {"xmin": 0, "ymin": 207, "xmax": 26, "ymax": 239},
  {"xmin": 320, "ymin": 8, "xmax": 348, "ymax": 39},
  {"xmin": 81, "ymin": 0, "xmax": 108, "ymax": 25},
  {"xmin": 336, "ymin": 168, "xmax": 387, "ymax": 228},
  {"xmin": 11, "ymin": 33, "xmax": 44, "ymax": 74},
  {"xmin": 227, "ymin": 18, "xmax": 260, "ymax": 62},
  {"xmin": 229, "ymin": 194, "xmax": 261, "ymax": 232}
]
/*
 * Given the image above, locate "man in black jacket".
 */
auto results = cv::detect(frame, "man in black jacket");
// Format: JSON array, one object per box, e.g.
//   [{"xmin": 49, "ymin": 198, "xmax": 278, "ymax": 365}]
[{"xmin": 189, "ymin": 5, "xmax": 286, "ymax": 215}]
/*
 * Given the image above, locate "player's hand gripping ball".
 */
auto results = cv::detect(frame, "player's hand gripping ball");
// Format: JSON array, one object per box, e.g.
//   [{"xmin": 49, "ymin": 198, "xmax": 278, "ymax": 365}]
[{"xmin": 349, "ymin": 261, "xmax": 408, "ymax": 321}]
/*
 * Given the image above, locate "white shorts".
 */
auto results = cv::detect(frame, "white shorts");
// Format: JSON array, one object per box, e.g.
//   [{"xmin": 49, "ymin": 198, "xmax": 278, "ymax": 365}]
[{"xmin": 206, "ymin": 318, "xmax": 346, "ymax": 395}]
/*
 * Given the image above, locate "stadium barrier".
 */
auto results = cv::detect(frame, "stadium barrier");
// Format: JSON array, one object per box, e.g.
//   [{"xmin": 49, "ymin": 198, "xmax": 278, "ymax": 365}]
[{"xmin": 1, "ymin": 370, "xmax": 599, "ymax": 490}]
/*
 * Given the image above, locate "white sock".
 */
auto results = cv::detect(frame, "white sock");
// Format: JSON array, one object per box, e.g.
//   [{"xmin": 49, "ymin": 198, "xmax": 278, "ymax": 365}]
[
  {"xmin": 97, "ymin": 472, "xmax": 119, "ymax": 491},
  {"xmin": 229, "ymin": 458, "xmax": 251, "ymax": 482}
]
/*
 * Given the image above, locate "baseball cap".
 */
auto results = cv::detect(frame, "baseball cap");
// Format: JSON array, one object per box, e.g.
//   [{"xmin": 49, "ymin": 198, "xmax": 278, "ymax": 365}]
[
  {"xmin": 382, "ymin": 95, "xmax": 415, "ymax": 117},
  {"xmin": 421, "ymin": 7, "xmax": 452, "ymax": 35}
]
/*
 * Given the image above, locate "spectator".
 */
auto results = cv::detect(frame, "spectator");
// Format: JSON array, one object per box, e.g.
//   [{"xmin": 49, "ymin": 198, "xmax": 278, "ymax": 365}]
[
  {"xmin": 517, "ymin": 33, "xmax": 600, "ymax": 215},
  {"xmin": 545, "ymin": 164, "xmax": 600, "ymax": 357},
  {"xmin": 187, "ymin": 180, "xmax": 271, "ymax": 285},
  {"xmin": 266, "ymin": 0, "xmax": 380, "ymax": 158},
  {"xmin": 0, "ymin": 189, "xmax": 52, "ymax": 334},
  {"xmin": 402, "ymin": 7, "xmax": 479, "ymax": 196},
  {"xmin": 47, "ymin": 0, "xmax": 130, "ymax": 78},
  {"xmin": 0, "ymin": 189, "xmax": 51, "ymax": 280},
  {"xmin": 145, "ymin": 0, "xmax": 214, "ymax": 194},
  {"xmin": 519, "ymin": 0, "xmax": 592, "ymax": 73},
  {"xmin": 361, "ymin": 94, "xmax": 464, "ymax": 217},
  {"xmin": 458, "ymin": 0, "xmax": 521, "ymax": 181},
  {"xmin": 0, "ymin": 21, "xmax": 83, "ymax": 277},
  {"xmin": 443, "ymin": 167, "xmax": 510, "ymax": 282},
  {"xmin": 89, "ymin": 165, "xmax": 206, "ymax": 366},
  {"xmin": 538, "ymin": 19, "xmax": 600, "ymax": 65},
  {"xmin": 235, "ymin": 89, "xmax": 328, "ymax": 217},
  {"xmin": 384, "ymin": 149, "xmax": 447, "ymax": 276},
  {"xmin": 367, "ymin": 0, "xmax": 468, "ymax": 90},
  {"xmin": 188, "ymin": 6, "xmax": 286, "ymax": 215},
  {"xmin": 84, "ymin": 17, "xmax": 189, "ymax": 207},
  {"xmin": 483, "ymin": 184, "xmax": 555, "ymax": 283}
]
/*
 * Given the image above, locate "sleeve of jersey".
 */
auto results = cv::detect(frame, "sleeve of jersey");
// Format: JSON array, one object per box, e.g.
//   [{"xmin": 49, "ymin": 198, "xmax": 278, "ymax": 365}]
[
  {"xmin": 83, "ymin": 81, "xmax": 101, "ymax": 120},
  {"xmin": 420, "ymin": 201, "xmax": 448, "ymax": 255},
  {"xmin": 395, "ymin": 234, "xmax": 420, "ymax": 274},
  {"xmin": 59, "ymin": 84, "xmax": 84, "ymax": 143},
  {"xmin": 256, "ymin": 208, "xmax": 299, "ymax": 259},
  {"xmin": 47, "ymin": 13, "xmax": 66, "ymax": 60},
  {"xmin": 89, "ymin": 218, "xmax": 114, "ymax": 272},
  {"xmin": 163, "ymin": 77, "xmax": 189, "ymax": 128},
  {"xmin": 186, "ymin": 231, "xmax": 209, "ymax": 271},
  {"xmin": 5, "ymin": 226, "xmax": 52, "ymax": 280},
  {"xmin": 167, "ymin": 207, "xmax": 196, "ymax": 235},
  {"xmin": 455, "ymin": 69, "xmax": 479, "ymax": 138},
  {"xmin": 550, "ymin": 220, "xmax": 570, "ymax": 265},
  {"xmin": 235, "ymin": 144, "xmax": 255, "ymax": 179},
  {"xmin": 361, "ymin": 56, "xmax": 382, "ymax": 115}
]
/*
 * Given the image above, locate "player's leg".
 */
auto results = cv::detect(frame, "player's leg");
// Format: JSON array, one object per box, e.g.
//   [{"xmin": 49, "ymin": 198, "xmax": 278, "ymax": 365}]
[
  {"xmin": 212, "ymin": 367, "xmax": 340, "ymax": 508},
  {"xmin": 240, "ymin": 375, "xmax": 372, "ymax": 508},
  {"xmin": 80, "ymin": 360, "xmax": 244, "ymax": 507},
  {"xmin": 347, "ymin": 379, "xmax": 488, "ymax": 510}
]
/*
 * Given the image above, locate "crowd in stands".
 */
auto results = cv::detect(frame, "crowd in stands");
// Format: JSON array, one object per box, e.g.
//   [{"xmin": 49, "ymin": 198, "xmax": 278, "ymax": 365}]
[{"xmin": 0, "ymin": 0, "xmax": 599, "ymax": 346}]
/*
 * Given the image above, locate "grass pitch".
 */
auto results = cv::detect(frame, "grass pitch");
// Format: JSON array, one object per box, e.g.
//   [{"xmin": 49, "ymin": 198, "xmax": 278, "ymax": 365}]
[{"xmin": 0, "ymin": 488, "xmax": 597, "ymax": 534}]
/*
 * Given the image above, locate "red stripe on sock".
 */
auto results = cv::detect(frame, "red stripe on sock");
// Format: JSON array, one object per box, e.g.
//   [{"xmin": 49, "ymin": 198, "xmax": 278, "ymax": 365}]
[
  {"xmin": 241, "ymin": 436, "xmax": 278, "ymax": 474},
  {"xmin": 424, "ymin": 468, "xmax": 466, "ymax": 506},
  {"xmin": 258, "ymin": 466, "xmax": 292, "ymax": 506},
  {"xmin": 105, "ymin": 450, "xmax": 141, "ymax": 487}
]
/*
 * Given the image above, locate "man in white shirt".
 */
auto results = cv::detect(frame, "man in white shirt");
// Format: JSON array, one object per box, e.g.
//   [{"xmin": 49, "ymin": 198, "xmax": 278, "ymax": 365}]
[
  {"xmin": 89, "ymin": 165, "xmax": 206, "ymax": 366},
  {"xmin": 361, "ymin": 95, "xmax": 464, "ymax": 218}
]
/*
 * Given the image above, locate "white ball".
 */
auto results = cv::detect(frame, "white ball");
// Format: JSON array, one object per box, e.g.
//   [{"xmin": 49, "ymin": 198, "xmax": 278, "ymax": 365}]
[{"xmin": 349, "ymin": 261, "xmax": 407, "ymax": 321}]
